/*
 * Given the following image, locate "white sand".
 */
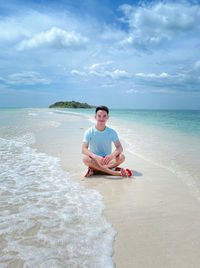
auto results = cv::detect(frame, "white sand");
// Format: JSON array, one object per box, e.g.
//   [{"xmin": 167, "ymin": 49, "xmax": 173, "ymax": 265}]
[{"xmin": 33, "ymin": 114, "xmax": 200, "ymax": 268}]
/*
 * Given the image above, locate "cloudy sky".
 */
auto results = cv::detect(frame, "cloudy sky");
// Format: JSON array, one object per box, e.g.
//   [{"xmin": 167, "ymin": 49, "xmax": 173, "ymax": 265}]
[{"xmin": 1, "ymin": 0, "xmax": 200, "ymax": 109}]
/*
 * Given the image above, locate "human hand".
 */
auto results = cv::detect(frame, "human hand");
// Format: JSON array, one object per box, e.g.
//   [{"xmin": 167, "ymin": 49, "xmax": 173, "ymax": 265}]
[
  {"xmin": 101, "ymin": 154, "xmax": 112, "ymax": 165},
  {"xmin": 93, "ymin": 155, "xmax": 104, "ymax": 165}
]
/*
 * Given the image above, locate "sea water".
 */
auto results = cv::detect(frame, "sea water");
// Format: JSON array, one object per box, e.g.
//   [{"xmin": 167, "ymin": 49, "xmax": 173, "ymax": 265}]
[
  {"xmin": 0, "ymin": 108, "xmax": 115, "ymax": 268},
  {"xmin": 112, "ymin": 110, "xmax": 200, "ymax": 196},
  {"xmin": 1, "ymin": 108, "xmax": 200, "ymax": 267},
  {"xmin": 61, "ymin": 108, "xmax": 200, "ymax": 198}
]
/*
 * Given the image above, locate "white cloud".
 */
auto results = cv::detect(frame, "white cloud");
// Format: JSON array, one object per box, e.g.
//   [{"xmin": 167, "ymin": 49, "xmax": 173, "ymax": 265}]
[
  {"xmin": 0, "ymin": 11, "xmax": 64, "ymax": 43},
  {"xmin": 152, "ymin": 89, "xmax": 180, "ymax": 94},
  {"xmin": 119, "ymin": 2, "xmax": 200, "ymax": 48},
  {"xmin": 6, "ymin": 72, "xmax": 51, "ymax": 85},
  {"xmin": 127, "ymin": 89, "xmax": 140, "ymax": 93},
  {"xmin": 136, "ymin": 73, "xmax": 156, "ymax": 78},
  {"xmin": 134, "ymin": 62, "xmax": 200, "ymax": 93},
  {"xmin": 72, "ymin": 62, "xmax": 130, "ymax": 80},
  {"xmin": 89, "ymin": 68, "xmax": 130, "ymax": 79},
  {"xmin": 88, "ymin": 61, "xmax": 112, "ymax": 71},
  {"xmin": 136, "ymin": 72, "xmax": 170, "ymax": 78},
  {"xmin": 18, "ymin": 27, "xmax": 88, "ymax": 51},
  {"xmin": 101, "ymin": 84, "xmax": 114, "ymax": 88},
  {"xmin": 160, "ymin": 72, "xmax": 169, "ymax": 78},
  {"xmin": 107, "ymin": 69, "xmax": 130, "ymax": 79},
  {"xmin": 88, "ymin": 62, "xmax": 130, "ymax": 79},
  {"xmin": 1, "ymin": 0, "xmax": 200, "ymax": 107},
  {"xmin": 71, "ymin": 70, "xmax": 87, "ymax": 76}
]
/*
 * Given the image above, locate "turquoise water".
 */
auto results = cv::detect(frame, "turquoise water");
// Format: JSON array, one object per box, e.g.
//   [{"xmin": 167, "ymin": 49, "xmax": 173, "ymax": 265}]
[
  {"xmin": 1, "ymin": 107, "xmax": 200, "ymax": 266},
  {"xmin": 1, "ymin": 107, "xmax": 200, "ymax": 190},
  {"xmin": 111, "ymin": 109, "xmax": 200, "ymax": 137},
  {"xmin": 55, "ymin": 108, "xmax": 200, "ymax": 197},
  {"xmin": 57, "ymin": 108, "xmax": 200, "ymax": 137},
  {"xmin": 0, "ymin": 108, "xmax": 115, "ymax": 267},
  {"xmin": 0, "ymin": 108, "xmax": 27, "ymax": 126}
]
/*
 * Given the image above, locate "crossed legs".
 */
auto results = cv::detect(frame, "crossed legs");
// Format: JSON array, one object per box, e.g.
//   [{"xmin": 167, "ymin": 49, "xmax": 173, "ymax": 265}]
[{"xmin": 82, "ymin": 153, "xmax": 125, "ymax": 176}]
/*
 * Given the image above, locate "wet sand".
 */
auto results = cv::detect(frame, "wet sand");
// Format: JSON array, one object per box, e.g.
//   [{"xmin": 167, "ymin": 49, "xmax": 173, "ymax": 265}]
[{"xmin": 33, "ymin": 114, "xmax": 200, "ymax": 268}]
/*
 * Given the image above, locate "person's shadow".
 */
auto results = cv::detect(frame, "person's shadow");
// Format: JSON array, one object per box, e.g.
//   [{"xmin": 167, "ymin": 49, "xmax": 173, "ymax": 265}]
[
  {"xmin": 89, "ymin": 169, "xmax": 142, "ymax": 180},
  {"xmin": 131, "ymin": 169, "xmax": 142, "ymax": 177}
]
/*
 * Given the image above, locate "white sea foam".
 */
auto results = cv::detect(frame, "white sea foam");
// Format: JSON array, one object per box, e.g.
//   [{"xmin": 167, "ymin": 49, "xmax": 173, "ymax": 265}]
[
  {"xmin": 14, "ymin": 132, "xmax": 36, "ymax": 145},
  {"xmin": 28, "ymin": 112, "xmax": 38, "ymax": 116},
  {"xmin": 51, "ymin": 109, "xmax": 91, "ymax": 120},
  {"xmin": 0, "ymin": 137, "xmax": 116, "ymax": 267}
]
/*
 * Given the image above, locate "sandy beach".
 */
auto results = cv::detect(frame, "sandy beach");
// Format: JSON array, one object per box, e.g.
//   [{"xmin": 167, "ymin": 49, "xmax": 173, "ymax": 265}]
[
  {"xmin": 2, "ymin": 0, "xmax": 200, "ymax": 266},
  {"xmin": 33, "ymin": 111, "xmax": 200, "ymax": 268}
]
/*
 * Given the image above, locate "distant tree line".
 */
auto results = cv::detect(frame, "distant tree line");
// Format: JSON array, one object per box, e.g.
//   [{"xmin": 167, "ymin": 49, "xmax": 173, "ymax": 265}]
[{"xmin": 49, "ymin": 101, "xmax": 96, "ymax": 108}]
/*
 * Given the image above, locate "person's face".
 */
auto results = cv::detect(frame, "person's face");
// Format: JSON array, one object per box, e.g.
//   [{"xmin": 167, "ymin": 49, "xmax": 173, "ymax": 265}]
[{"xmin": 95, "ymin": 110, "xmax": 109, "ymax": 125}]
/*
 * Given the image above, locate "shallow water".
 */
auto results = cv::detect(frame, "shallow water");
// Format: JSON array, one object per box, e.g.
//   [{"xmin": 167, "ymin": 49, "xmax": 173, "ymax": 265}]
[
  {"xmin": 61, "ymin": 108, "xmax": 200, "ymax": 199},
  {"xmin": 0, "ymin": 108, "xmax": 115, "ymax": 268},
  {"xmin": 1, "ymin": 107, "xmax": 200, "ymax": 266}
]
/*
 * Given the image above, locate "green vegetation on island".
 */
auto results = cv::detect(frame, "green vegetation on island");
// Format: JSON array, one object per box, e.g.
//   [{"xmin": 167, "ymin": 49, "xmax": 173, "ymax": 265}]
[{"xmin": 49, "ymin": 101, "xmax": 96, "ymax": 109}]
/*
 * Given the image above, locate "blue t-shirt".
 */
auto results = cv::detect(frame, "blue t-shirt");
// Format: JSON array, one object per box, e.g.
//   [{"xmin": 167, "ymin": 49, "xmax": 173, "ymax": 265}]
[{"xmin": 83, "ymin": 126, "xmax": 119, "ymax": 156}]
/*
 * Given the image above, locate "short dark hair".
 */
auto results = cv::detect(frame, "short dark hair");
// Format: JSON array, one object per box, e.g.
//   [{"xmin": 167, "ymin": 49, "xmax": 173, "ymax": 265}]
[{"xmin": 95, "ymin": 105, "xmax": 109, "ymax": 114}]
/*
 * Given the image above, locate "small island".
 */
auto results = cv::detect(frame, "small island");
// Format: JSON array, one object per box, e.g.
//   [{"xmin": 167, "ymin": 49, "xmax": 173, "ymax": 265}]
[{"xmin": 49, "ymin": 101, "xmax": 96, "ymax": 109}]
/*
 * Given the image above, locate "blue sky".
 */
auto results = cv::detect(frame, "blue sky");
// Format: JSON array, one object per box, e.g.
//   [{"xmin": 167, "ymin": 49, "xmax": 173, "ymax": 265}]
[{"xmin": 1, "ymin": 0, "xmax": 200, "ymax": 109}]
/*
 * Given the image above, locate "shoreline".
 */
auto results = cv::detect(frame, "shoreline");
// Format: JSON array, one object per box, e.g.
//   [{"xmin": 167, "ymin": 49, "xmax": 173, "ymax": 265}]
[{"xmin": 31, "ymin": 110, "xmax": 200, "ymax": 268}]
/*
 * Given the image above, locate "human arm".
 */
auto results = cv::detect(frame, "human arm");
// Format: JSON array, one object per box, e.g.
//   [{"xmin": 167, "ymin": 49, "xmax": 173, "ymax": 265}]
[
  {"xmin": 101, "ymin": 140, "xmax": 123, "ymax": 165},
  {"xmin": 82, "ymin": 142, "xmax": 103, "ymax": 163}
]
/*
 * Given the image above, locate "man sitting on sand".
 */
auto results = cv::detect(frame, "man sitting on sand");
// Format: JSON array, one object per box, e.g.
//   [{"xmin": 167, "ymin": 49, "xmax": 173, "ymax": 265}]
[{"xmin": 82, "ymin": 105, "xmax": 132, "ymax": 177}]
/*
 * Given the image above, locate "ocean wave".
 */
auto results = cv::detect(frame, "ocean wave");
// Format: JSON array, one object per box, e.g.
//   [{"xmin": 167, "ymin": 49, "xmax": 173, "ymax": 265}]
[{"xmin": 0, "ymin": 137, "xmax": 116, "ymax": 268}]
